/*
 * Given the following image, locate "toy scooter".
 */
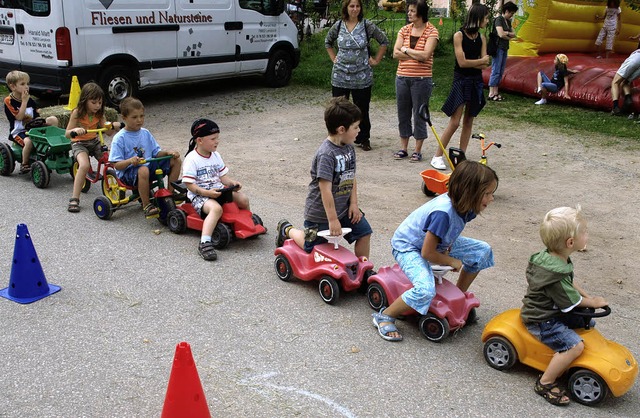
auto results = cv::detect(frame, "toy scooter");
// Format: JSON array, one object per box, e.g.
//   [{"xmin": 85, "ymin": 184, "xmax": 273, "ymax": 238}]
[
  {"xmin": 482, "ymin": 306, "xmax": 638, "ymax": 406},
  {"xmin": 366, "ymin": 264, "xmax": 479, "ymax": 342},
  {"xmin": 166, "ymin": 182, "xmax": 266, "ymax": 249},
  {"xmin": 274, "ymin": 228, "xmax": 375, "ymax": 305}
]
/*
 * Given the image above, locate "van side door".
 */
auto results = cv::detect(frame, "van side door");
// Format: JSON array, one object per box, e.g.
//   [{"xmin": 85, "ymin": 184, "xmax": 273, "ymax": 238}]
[{"xmin": 176, "ymin": 0, "xmax": 238, "ymax": 79}]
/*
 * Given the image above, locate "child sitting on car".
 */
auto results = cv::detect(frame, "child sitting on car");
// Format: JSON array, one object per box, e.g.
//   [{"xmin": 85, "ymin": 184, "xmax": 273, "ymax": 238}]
[
  {"xmin": 520, "ymin": 205, "xmax": 608, "ymax": 406},
  {"xmin": 3, "ymin": 70, "xmax": 58, "ymax": 174},
  {"xmin": 108, "ymin": 97, "xmax": 181, "ymax": 218},
  {"xmin": 181, "ymin": 118, "xmax": 250, "ymax": 261},
  {"xmin": 275, "ymin": 96, "xmax": 372, "ymax": 259}
]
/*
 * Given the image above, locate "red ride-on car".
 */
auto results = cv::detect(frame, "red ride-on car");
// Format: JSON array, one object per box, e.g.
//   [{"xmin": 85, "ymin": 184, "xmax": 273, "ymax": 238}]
[
  {"xmin": 366, "ymin": 264, "xmax": 479, "ymax": 342},
  {"xmin": 165, "ymin": 182, "xmax": 266, "ymax": 249},
  {"xmin": 274, "ymin": 228, "xmax": 375, "ymax": 305}
]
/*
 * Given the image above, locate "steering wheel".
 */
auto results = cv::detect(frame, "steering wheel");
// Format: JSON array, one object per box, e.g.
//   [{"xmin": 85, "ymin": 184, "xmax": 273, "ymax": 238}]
[
  {"xmin": 317, "ymin": 228, "xmax": 352, "ymax": 249},
  {"xmin": 571, "ymin": 306, "xmax": 611, "ymax": 318}
]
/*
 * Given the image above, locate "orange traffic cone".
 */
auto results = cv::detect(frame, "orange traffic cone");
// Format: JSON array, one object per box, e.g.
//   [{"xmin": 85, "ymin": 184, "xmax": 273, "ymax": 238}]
[
  {"xmin": 161, "ymin": 342, "xmax": 211, "ymax": 418},
  {"xmin": 439, "ymin": 17, "xmax": 443, "ymax": 26},
  {"xmin": 64, "ymin": 75, "xmax": 81, "ymax": 111}
]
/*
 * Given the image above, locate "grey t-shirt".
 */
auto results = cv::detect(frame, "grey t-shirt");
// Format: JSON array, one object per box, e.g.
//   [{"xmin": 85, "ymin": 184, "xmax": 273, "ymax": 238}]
[
  {"xmin": 304, "ymin": 139, "xmax": 356, "ymax": 223},
  {"xmin": 495, "ymin": 15, "xmax": 512, "ymax": 51}
]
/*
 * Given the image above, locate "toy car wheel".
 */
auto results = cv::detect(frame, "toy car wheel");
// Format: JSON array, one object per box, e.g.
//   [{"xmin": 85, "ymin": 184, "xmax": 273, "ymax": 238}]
[
  {"xmin": 156, "ymin": 196, "xmax": 176, "ymax": 226},
  {"xmin": 212, "ymin": 223, "xmax": 233, "ymax": 249},
  {"xmin": 72, "ymin": 160, "xmax": 91, "ymax": 193},
  {"xmin": 421, "ymin": 182, "xmax": 436, "ymax": 197},
  {"xmin": 0, "ymin": 142, "xmax": 15, "ymax": 176},
  {"xmin": 251, "ymin": 213, "xmax": 264, "ymax": 226},
  {"xmin": 274, "ymin": 254, "xmax": 294, "ymax": 282},
  {"xmin": 367, "ymin": 282, "xmax": 387, "ymax": 310},
  {"xmin": 102, "ymin": 168, "xmax": 125, "ymax": 203},
  {"xmin": 167, "ymin": 209, "xmax": 187, "ymax": 234},
  {"xmin": 318, "ymin": 276, "xmax": 340, "ymax": 305},
  {"xmin": 93, "ymin": 196, "xmax": 114, "ymax": 220},
  {"xmin": 466, "ymin": 307, "xmax": 478, "ymax": 324},
  {"xmin": 483, "ymin": 336, "xmax": 518, "ymax": 371},
  {"xmin": 419, "ymin": 313, "xmax": 449, "ymax": 342},
  {"xmin": 568, "ymin": 369, "xmax": 609, "ymax": 406},
  {"xmin": 31, "ymin": 161, "xmax": 50, "ymax": 189},
  {"xmin": 359, "ymin": 269, "xmax": 376, "ymax": 293}
]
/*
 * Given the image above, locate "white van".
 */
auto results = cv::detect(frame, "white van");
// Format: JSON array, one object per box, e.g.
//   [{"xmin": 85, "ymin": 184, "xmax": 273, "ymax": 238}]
[{"xmin": 0, "ymin": 0, "xmax": 300, "ymax": 107}]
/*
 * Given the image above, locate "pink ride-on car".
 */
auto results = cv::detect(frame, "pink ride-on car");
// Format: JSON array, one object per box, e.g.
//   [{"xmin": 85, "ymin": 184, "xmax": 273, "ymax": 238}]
[
  {"xmin": 274, "ymin": 228, "xmax": 375, "ymax": 305},
  {"xmin": 166, "ymin": 182, "xmax": 266, "ymax": 249},
  {"xmin": 366, "ymin": 264, "xmax": 479, "ymax": 342}
]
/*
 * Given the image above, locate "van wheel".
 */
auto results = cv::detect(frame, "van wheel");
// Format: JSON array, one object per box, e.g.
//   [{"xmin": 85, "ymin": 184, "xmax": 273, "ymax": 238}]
[
  {"xmin": 265, "ymin": 50, "xmax": 292, "ymax": 88},
  {"xmin": 100, "ymin": 65, "xmax": 138, "ymax": 108}
]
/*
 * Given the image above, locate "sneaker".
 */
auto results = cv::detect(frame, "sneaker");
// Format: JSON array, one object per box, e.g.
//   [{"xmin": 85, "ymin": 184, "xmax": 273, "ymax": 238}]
[
  {"xmin": 534, "ymin": 98, "xmax": 547, "ymax": 105},
  {"xmin": 276, "ymin": 219, "xmax": 292, "ymax": 247},
  {"xmin": 430, "ymin": 156, "xmax": 446, "ymax": 170},
  {"xmin": 198, "ymin": 241, "xmax": 217, "ymax": 261},
  {"xmin": 611, "ymin": 107, "xmax": 621, "ymax": 116},
  {"xmin": 628, "ymin": 112, "xmax": 635, "ymax": 120}
]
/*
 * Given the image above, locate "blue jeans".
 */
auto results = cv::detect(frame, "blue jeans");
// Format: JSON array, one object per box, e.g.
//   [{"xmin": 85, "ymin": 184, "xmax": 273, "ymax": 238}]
[
  {"xmin": 488, "ymin": 48, "xmax": 507, "ymax": 87},
  {"xmin": 302, "ymin": 213, "xmax": 373, "ymax": 253},
  {"xmin": 396, "ymin": 76, "xmax": 433, "ymax": 140},
  {"xmin": 526, "ymin": 317, "xmax": 584, "ymax": 353},
  {"xmin": 392, "ymin": 236, "xmax": 494, "ymax": 315},
  {"xmin": 539, "ymin": 72, "xmax": 559, "ymax": 93}
]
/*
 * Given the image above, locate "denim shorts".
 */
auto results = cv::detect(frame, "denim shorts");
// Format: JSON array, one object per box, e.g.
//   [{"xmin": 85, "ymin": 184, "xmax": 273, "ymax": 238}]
[
  {"xmin": 120, "ymin": 159, "xmax": 170, "ymax": 187},
  {"xmin": 539, "ymin": 71, "xmax": 559, "ymax": 93},
  {"xmin": 302, "ymin": 212, "xmax": 372, "ymax": 253},
  {"xmin": 526, "ymin": 317, "xmax": 583, "ymax": 353}
]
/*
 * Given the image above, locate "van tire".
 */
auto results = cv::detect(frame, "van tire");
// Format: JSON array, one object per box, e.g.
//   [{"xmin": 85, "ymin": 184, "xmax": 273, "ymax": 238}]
[
  {"xmin": 100, "ymin": 65, "xmax": 138, "ymax": 109},
  {"xmin": 265, "ymin": 50, "xmax": 292, "ymax": 88}
]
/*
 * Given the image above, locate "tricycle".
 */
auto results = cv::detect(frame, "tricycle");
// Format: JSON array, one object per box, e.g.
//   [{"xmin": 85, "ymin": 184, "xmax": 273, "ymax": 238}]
[
  {"xmin": 0, "ymin": 125, "xmax": 73, "ymax": 188},
  {"xmin": 93, "ymin": 154, "xmax": 176, "ymax": 222}
]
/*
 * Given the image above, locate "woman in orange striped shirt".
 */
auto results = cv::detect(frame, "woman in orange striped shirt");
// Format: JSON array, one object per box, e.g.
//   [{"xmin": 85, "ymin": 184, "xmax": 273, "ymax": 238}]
[{"xmin": 392, "ymin": 0, "xmax": 439, "ymax": 163}]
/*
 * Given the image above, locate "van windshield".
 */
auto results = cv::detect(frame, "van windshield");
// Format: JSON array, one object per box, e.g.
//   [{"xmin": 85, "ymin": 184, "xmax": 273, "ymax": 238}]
[{"xmin": 1, "ymin": 0, "xmax": 50, "ymax": 16}]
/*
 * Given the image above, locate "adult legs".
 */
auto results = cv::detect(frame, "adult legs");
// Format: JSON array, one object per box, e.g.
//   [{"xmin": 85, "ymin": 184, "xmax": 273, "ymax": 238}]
[
  {"xmin": 350, "ymin": 87, "xmax": 372, "ymax": 148},
  {"xmin": 409, "ymin": 78, "xmax": 432, "ymax": 155},
  {"xmin": 396, "ymin": 77, "xmax": 413, "ymax": 154},
  {"xmin": 488, "ymin": 48, "xmax": 507, "ymax": 98}
]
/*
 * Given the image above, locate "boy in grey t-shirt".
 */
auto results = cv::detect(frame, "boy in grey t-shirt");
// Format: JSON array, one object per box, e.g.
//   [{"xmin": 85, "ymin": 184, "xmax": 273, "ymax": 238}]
[{"xmin": 275, "ymin": 97, "xmax": 373, "ymax": 258}]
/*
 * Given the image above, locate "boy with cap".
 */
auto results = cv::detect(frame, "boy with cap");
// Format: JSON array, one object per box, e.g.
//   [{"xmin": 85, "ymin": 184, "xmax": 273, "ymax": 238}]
[{"xmin": 181, "ymin": 118, "xmax": 250, "ymax": 261}]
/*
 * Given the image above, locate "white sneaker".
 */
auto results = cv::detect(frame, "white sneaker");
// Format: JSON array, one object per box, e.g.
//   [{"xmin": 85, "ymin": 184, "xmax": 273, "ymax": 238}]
[
  {"xmin": 534, "ymin": 98, "xmax": 547, "ymax": 105},
  {"xmin": 430, "ymin": 156, "xmax": 447, "ymax": 170}
]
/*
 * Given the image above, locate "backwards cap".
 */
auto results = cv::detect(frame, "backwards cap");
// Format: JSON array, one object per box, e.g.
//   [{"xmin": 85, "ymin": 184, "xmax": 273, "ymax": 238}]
[{"xmin": 191, "ymin": 118, "xmax": 220, "ymax": 138}]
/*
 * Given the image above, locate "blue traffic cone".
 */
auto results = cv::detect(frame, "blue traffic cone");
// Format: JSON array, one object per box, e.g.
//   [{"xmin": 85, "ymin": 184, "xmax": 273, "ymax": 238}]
[{"xmin": 0, "ymin": 224, "xmax": 61, "ymax": 304}]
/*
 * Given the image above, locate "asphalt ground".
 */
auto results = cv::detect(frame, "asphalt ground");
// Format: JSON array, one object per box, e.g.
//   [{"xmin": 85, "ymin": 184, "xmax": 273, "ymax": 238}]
[{"xmin": 0, "ymin": 83, "xmax": 638, "ymax": 417}]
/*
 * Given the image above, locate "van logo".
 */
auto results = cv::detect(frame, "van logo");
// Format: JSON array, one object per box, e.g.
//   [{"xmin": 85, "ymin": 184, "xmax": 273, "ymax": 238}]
[{"xmin": 99, "ymin": 0, "xmax": 114, "ymax": 9}]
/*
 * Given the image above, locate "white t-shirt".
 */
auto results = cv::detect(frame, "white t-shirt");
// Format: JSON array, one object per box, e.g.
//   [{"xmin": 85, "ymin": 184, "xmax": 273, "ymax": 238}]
[
  {"xmin": 603, "ymin": 7, "xmax": 621, "ymax": 29},
  {"xmin": 181, "ymin": 148, "xmax": 229, "ymax": 201}
]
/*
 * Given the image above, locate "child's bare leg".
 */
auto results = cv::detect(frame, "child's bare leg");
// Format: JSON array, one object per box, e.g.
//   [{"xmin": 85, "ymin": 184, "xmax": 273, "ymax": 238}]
[
  {"xmin": 288, "ymin": 228, "xmax": 306, "ymax": 249},
  {"xmin": 233, "ymin": 191, "xmax": 250, "ymax": 210},
  {"xmin": 45, "ymin": 116, "xmax": 59, "ymax": 127},
  {"xmin": 354, "ymin": 234, "xmax": 371, "ymax": 259},
  {"xmin": 167, "ymin": 157, "xmax": 181, "ymax": 192},
  {"xmin": 536, "ymin": 72, "xmax": 543, "ymax": 91},
  {"xmin": 201, "ymin": 200, "xmax": 223, "ymax": 237},
  {"xmin": 540, "ymin": 341, "xmax": 584, "ymax": 385},
  {"xmin": 137, "ymin": 166, "xmax": 151, "ymax": 207},
  {"xmin": 72, "ymin": 152, "xmax": 90, "ymax": 199},
  {"xmin": 21, "ymin": 137, "xmax": 33, "ymax": 166},
  {"xmin": 456, "ymin": 269, "xmax": 479, "ymax": 292}
]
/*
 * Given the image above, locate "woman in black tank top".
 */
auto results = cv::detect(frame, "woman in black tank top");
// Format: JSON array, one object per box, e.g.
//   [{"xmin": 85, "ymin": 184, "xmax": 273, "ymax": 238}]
[{"xmin": 428, "ymin": 4, "xmax": 491, "ymax": 171}]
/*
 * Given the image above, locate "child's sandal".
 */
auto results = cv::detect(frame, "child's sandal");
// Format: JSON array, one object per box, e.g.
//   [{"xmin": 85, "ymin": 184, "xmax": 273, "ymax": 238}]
[
  {"xmin": 68, "ymin": 198, "xmax": 80, "ymax": 213},
  {"xmin": 534, "ymin": 377, "xmax": 570, "ymax": 406},
  {"xmin": 143, "ymin": 203, "xmax": 160, "ymax": 217},
  {"xmin": 19, "ymin": 164, "xmax": 31, "ymax": 174}
]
